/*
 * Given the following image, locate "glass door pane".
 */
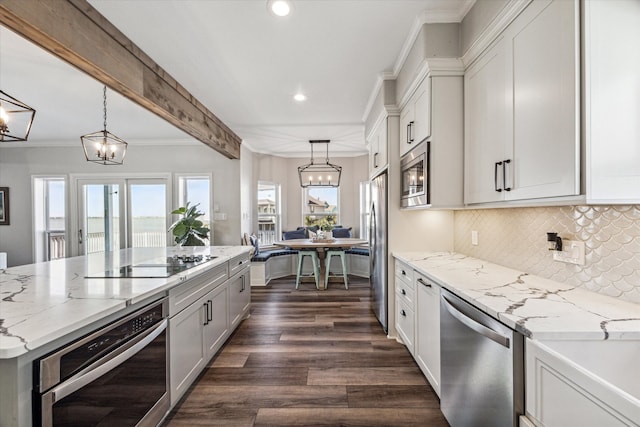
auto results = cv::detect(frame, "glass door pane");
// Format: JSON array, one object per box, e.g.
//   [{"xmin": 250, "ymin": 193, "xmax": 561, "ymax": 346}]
[
  {"xmin": 81, "ymin": 183, "xmax": 122, "ymax": 254},
  {"xmin": 129, "ymin": 182, "xmax": 167, "ymax": 248}
]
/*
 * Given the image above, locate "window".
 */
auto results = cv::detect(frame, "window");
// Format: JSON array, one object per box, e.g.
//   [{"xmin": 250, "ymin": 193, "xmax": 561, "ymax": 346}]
[
  {"xmin": 359, "ymin": 181, "xmax": 371, "ymax": 240},
  {"xmin": 33, "ymin": 177, "xmax": 66, "ymax": 261},
  {"xmin": 176, "ymin": 175, "xmax": 211, "ymax": 245},
  {"xmin": 303, "ymin": 186, "xmax": 339, "ymax": 229},
  {"xmin": 257, "ymin": 181, "xmax": 281, "ymax": 246}
]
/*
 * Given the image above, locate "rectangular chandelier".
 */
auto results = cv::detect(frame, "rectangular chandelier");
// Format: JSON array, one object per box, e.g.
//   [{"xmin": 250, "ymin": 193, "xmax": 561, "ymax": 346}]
[{"xmin": 298, "ymin": 140, "xmax": 342, "ymax": 188}]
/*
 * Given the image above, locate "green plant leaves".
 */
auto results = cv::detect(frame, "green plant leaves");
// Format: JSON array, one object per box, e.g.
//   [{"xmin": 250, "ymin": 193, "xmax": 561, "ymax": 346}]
[{"xmin": 168, "ymin": 202, "xmax": 210, "ymax": 246}]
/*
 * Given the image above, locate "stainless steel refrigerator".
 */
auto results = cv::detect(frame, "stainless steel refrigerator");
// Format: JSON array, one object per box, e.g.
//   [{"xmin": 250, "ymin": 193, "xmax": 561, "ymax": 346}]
[{"xmin": 370, "ymin": 172, "xmax": 388, "ymax": 333}]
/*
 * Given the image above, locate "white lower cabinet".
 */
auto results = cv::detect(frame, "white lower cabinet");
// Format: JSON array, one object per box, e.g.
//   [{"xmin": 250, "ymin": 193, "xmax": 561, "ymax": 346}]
[
  {"xmin": 229, "ymin": 268, "xmax": 251, "ymax": 329},
  {"xmin": 169, "ymin": 293, "xmax": 208, "ymax": 405},
  {"xmin": 203, "ymin": 284, "xmax": 229, "ymax": 359},
  {"xmin": 395, "ymin": 260, "xmax": 415, "ymax": 355},
  {"xmin": 396, "ymin": 297, "xmax": 415, "ymax": 355},
  {"xmin": 168, "ymin": 258, "xmax": 251, "ymax": 406},
  {"xmin": 525, "ymin": 339, "xmax": 639, "ymax": 427},
  {"xmin": 415, "ymin": 272, "xmax": 440, "ymax": 397}
]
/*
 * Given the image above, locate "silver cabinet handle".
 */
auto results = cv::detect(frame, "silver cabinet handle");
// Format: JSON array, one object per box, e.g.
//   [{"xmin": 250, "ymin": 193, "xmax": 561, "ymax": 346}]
[
  {"xmin": 78, "ymin": 229, "xmax": 83, "ymax": 245},
  {"xmin": 51, "ymin": 319, "xmax": 167, "ymax": 403},
  {"xmin": 442, "ymin": 295, "xmax": 510, "ymax": 348},
  {"xmin": 417, "ymin": 278, "xmax": 432, "ymax": 288}
]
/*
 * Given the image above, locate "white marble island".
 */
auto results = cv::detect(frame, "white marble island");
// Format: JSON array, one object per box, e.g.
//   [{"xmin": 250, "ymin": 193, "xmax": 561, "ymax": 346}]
[
  {"xmin": 0, "ymin": 246, "xmax": 251, "ymax": 427},
  {"xmin": 0, "ymin": 246, "xmax": 250, "ymax": 359}
]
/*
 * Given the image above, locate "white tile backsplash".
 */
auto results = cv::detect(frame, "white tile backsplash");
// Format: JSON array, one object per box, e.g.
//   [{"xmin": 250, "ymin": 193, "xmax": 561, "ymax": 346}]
[{"xmin": 454, "ymin": 206, "xmax": 640, "ymax": 304}]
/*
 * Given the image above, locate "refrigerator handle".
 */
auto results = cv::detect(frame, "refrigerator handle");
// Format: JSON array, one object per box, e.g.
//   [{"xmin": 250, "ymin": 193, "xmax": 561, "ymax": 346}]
[{"xmin": 369, "ymin": 203, "xmax": 376, "ymax": 269}]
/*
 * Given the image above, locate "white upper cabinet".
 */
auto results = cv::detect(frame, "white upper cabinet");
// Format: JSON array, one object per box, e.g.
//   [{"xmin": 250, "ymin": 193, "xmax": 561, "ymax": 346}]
[
  {"xmin": 586, "ymin": 0, "xmax": 640, "ymax": 203},
  {"xmin": 400, "ymin": 76, "xmax": 431, "ymax": 158},
  {"xmin": 464, "ymin": 36, "xmax": 511, "ymax": 204},
  {"xmin": 367, "ymin": 117, "xmax": 388, "ymax": 178},
  {"xmin": 464, "ymin": 0, "xmax": 579, "ymax": 205}
]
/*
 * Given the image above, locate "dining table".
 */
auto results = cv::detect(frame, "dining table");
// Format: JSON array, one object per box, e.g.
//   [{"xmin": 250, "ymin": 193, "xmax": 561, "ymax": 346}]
[{"xmin": 273, "ymin": 238, "xmax": 368, "ymax": 288}]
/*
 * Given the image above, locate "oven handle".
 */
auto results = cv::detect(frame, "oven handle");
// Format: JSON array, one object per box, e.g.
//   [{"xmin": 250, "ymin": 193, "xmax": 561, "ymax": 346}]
[
  {"xmin": 50, "ymin": 318, "xmax": 167, "ymax": 403},
  {"xmin": 442, "ymin": 294, "xmax": 510, "ymax": 348}
]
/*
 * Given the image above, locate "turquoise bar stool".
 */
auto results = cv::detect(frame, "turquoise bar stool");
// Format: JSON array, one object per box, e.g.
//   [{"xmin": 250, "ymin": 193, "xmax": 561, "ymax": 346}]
[
  {"xmin": 325, "ymin": 250, "xmax": 348, "ymax": 289},
  {"xmin": 296, "ymin": 250, "xmax": 320, "ymax": 289}
]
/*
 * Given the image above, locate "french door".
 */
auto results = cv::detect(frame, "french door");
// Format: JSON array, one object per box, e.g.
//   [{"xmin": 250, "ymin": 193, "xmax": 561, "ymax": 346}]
[{"xmin": 77, "ymin": 178, "xmax": 169, "ymax": 255}]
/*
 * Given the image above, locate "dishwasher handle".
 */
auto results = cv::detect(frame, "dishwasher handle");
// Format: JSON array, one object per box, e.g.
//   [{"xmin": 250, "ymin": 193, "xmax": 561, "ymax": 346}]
[{"xmin": 442, "ymin": 294, "xmax": 510, "ymax": 348}]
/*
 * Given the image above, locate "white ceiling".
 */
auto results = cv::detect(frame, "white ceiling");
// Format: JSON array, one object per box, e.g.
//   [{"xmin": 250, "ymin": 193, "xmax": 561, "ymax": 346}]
[{"xmin": 1, "ymin": 0, "xmax": 473, "ymax": 157}]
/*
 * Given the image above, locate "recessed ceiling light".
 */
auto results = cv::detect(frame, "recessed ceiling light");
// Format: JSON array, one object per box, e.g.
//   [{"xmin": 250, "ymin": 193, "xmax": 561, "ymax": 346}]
[
  {"xmin": 267, "ymin": 0, "xmax": 293, "ymax": 17},
  {"xmin": 293, "ymin": 93, "xmax": 307, "ymax": 102}
]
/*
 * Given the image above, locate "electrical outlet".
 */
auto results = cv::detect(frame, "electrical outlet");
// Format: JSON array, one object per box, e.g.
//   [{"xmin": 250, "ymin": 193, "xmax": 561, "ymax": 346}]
[
  {"xmin": 553, "ymin": 240, "xmax": 585, "ymax": 265},
  {"xmin": 471, "ymin": 230, "xmax": 479, "ymax": 246}
]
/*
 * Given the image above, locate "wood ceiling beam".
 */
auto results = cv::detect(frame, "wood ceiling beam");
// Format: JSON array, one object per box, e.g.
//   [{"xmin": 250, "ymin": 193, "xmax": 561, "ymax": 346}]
[{"xmin": 0, "ymin": 0, "xmax": 241, "ymax": 159}]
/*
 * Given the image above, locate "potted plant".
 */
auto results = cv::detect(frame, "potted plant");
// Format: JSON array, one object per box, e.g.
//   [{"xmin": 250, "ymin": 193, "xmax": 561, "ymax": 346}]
[{"xmin": 168, "ymin": 202, "xmax": 210, "ymax": 246}]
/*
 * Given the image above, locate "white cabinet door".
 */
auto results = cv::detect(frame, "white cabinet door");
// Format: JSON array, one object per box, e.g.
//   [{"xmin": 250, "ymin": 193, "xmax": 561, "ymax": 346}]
[
  {"xmin": 464, "ymin": 35, "xmax": 510, "ymax": 204},
  {"xmin": 203, "ymin": 283, "xmax": 229, "ymax": 359},
  {"xmin": 229, "ymin": 268, "xmax": 251, "ymax": 329},
  {"xmin": 412, "ymin": 77, "xmax": 431, "ymax": 146},
  {"xmin": 526, "ymin": 339, "xmax": 638, "ymax": 427},
  {"xmin": 399, "ymin": 102, "xmax": 415, "ymax": 158},
  {"xmin": 415, "ymin": 274, "xmax": 440, "ymax": 397},
  {"xmin": 586, "ymin": 0, "xmax": 640, "ymax": 203},
  {"xmin": 464, "ymin": 0, "xmax": 579, "ymax": 205},
  {"xmin": 169, "ymin": 297, "xmax": 207, "ymax": 405},
  {"xmin": 368, "ymin": 118, "xmax": 387, "ymax": 177},
  {"xmin": 507, "ymin": 0, "xmax": 579, "ymax": 201},
  {"xmin": 400, "ymin": 77, "xmax": 431, "ymax": 158}
]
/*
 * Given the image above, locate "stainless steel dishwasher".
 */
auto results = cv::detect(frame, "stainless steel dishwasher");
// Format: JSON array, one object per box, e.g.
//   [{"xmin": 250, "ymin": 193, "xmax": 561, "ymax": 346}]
[{"xmin": 440, "ymin": 288, "xmax": 524, "ymax": 427}]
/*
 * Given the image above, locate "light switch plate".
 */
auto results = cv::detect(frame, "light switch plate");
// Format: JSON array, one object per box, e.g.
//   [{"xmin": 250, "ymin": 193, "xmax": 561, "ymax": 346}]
[{"xmin": 553, "ymin": 240, "xmax": 585, "ymax": 265}]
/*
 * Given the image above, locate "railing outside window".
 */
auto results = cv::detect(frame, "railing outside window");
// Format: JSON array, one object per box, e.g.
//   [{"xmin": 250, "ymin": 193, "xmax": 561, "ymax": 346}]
[{"xmin": 47, "ymin": 231, "xmax": 66, "ymax": 260}]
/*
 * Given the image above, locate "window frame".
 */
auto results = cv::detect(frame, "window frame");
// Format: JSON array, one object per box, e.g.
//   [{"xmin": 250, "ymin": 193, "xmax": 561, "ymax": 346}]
[
  {"xmin": 174, "ymin": 173, "xmax": 213, "ymax": 246},
  {"xmin": 257, "ymin": 181, "xmax": 281, "ymax": 247},
  {"xmin": 301, "ymin": 186, "xmax": 340, "ymax": 229}
]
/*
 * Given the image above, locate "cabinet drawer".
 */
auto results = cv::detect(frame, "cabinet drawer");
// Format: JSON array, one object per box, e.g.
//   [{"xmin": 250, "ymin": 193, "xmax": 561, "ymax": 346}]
[
  {"xmin": 395, "ymin": 261, "xmax": 414, "ymax": 289},
  {"xmin": 396, "ymin": 278, "xmax": 415, "ymax": 306},
  {"xmin": 229, "ymin": 252, "xmax": 251, "ymax": 277},
  {"xmin": 396, "ymin": 297, "xmax": 415, "ymax": 353},
  {"xmin": 168, "ymin": 263, "xmax": 228, "ymax": 317}
]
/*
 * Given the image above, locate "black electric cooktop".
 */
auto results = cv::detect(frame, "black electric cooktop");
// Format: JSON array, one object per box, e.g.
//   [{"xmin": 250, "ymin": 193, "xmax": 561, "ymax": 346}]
[{"xmin": 85, "ymin": 255, "xmax": 217, "ymax": 278}]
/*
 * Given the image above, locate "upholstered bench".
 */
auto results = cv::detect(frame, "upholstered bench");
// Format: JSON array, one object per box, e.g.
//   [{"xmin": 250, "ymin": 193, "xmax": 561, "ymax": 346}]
[
  {"xmin": 250, "ymin": 249, "xmax": 298, "ymax": 286},
  {"xmin": 345, "ymin": 247, "xmax": 370, "ymax": 278}
]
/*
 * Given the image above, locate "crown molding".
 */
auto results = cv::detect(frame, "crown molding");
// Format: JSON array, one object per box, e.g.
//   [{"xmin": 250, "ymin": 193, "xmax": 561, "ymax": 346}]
[
  {"xmin": 361, "ymin": 72, "xmax": 396, "ymax": 123},
  {"xmin": 461, "ymin": 0, "xmax": 532, "ymax": 68},
  {"xmin": 397, "ymin": 58, "xmax": 465, "ymax": 109}
]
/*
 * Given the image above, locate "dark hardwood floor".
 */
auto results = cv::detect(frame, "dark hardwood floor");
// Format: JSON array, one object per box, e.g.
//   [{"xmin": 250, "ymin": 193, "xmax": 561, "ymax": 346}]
[{"xmin": 163, "ymin": 276, "xmax": 448, "ymax": 426}]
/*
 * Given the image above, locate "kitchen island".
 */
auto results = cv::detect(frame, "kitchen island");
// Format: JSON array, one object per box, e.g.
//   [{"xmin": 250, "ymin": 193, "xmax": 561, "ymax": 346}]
[
  {"xmin": 394, "ymin": 252, "xmax": 640, "ymax": 427},
  {"xmin": 0, "ymin": 246, "xmax": 251, "ymax": 427}
]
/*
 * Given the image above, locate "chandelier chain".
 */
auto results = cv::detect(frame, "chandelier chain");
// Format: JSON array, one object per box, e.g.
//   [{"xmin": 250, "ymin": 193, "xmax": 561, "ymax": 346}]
[{"xmin": 102, "ymin": 86, "xmax": 108, "ymax": 131}]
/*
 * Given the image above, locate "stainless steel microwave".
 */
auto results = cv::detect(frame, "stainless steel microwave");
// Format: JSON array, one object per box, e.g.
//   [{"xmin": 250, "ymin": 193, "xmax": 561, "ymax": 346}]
[{"xmin": 400, "ymin": 141, "xmax": 430, "ymax": 208}]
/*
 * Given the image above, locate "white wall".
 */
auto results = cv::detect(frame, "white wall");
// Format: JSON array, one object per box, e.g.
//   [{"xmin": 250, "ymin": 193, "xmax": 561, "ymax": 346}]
[
  {"xmin": 0, "ymin": 143, "xmax": 241, "ymax": 267},
  {"xmin": 250, "ymin": 152, "xmax": 369, "ymax": 237},
  {"xmin": 239, "ymin": 144, "xmax": 254, "ymax": 238}
]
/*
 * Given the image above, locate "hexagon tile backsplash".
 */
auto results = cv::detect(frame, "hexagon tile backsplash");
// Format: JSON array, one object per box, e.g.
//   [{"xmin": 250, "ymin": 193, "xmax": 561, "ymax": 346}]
[{"xmin": 454, "ymin": 205, "xmax": 640, "ymax": 304}]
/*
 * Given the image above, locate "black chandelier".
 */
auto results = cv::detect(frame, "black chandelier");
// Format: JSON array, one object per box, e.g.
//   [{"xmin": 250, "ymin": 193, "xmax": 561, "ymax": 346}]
[
  {"xmin": 80, "ymin": 86, "xmax": 128, "ymax": 165},
  {"xmin": 298, "ymin": 140, "xmax": 342, "ymax": 188},
  {"xmin": 0, "ymin": 90, "xmax": 36, "ymax": 142}
]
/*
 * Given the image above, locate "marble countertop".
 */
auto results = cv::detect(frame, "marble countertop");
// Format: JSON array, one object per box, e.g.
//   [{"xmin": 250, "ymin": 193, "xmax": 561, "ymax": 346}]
[
  {"xmin": 0, "ymin": 246, "xmax": 251, "ymax": 359},
  {"xmin": 393, "ymin": 252, "xmax": 640, "ymax": 341}
]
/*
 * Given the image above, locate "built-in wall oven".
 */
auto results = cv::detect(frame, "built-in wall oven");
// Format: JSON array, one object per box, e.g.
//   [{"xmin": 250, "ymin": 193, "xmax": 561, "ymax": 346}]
[
  {"xmin": 33, "ymin": 298, "xmax": 169, "ymax": 427},
  {"xmin": 400, "ymin": 140, "xmax": 430, "ymax": 208}
]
